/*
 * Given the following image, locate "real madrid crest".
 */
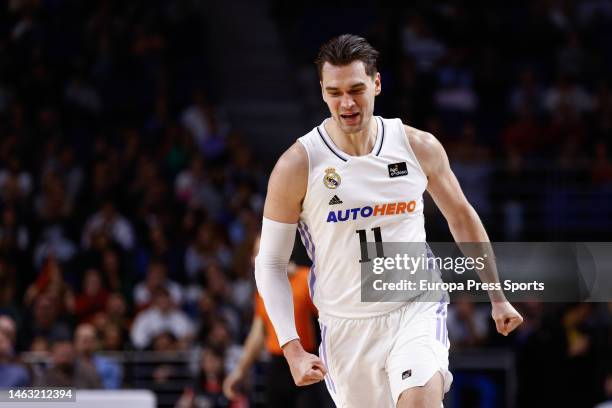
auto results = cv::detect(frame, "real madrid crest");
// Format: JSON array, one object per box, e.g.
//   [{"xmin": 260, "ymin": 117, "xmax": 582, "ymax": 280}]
[{"xmin": 323, "ymin": 167, "xmax": 341, "ymax": 189}]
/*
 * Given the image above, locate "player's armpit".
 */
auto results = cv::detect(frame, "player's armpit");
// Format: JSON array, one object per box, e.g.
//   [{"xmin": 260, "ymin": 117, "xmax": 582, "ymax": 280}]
[{"xmin": 263, "ymin": 142, "xmax": 308, "ymax": 224}]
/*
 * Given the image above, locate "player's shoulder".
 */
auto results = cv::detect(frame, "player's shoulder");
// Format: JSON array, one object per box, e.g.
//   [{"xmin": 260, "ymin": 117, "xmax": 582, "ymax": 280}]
[
  {"xmin": 266, "ymin": 141, "xmax": 308, "ymax": 201},
  {"xmin": 401, "ymin": 122, "xmax": 446, "ymax": 175},
  {"xmin": 273, "ymin": 141, "xmax": 308, "ymax": 177}
]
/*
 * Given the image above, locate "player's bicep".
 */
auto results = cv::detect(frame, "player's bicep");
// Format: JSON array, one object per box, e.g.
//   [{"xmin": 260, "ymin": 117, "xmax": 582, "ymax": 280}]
[
  {"xmin": 408, "ymin": 128, "xmax": 472, "ymax": 222},
  {"xmin": 425, "ymin": 143, "xmax": 474, "ymax": 224},
  {"xmin": 263, "ymin": 143, "xmax": 308, "ymax": 223},
  {"xmin": 427, "ymin": 160, "xmax": 472, "ymax": 222}
]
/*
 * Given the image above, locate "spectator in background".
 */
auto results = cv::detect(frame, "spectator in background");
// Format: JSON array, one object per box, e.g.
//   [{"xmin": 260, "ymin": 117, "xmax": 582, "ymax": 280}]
[
  {"xmin": 180, "ymin": 90, "xmax": 215, "ymax": 149},
  {"xmin": 74, "ymin": 323, "xmax": 122, "ymax": 389},
  {"xmin": 175, "ymin": 156, "xmax": 207, "ymax": 204},
  {"xmin": 24, "ymin": 256, "xmax": 75, "ymax": 315},
  {"xmin": 75, "ymin": 268, "xmax": 109, "ymax": 323},
  {"xmin": 33, "ymin": 170, "xmax": 73, "ymax": 225},
  {"xmin": 0, "ymin": 158, "xmax": 32, "ymax": 203},
  {"xmin": 104, "ymin": 292, "xmax": 130, "ymax": 333},
  {"xmin": 184, "ymin": 223, "xmax": 219, "ymax": 281},
  {"xmin": 447, "ymin": 299, "xmax": 490, "ymax": 349},
  {"xmin": 134, "ymin": 224, "xmax": 183, "ymax": 281},
  {"xmin": 544, "ymin": 73, "xmax": 594, "ymax": 115},
  {"xmin": 133, "ymin": 259, "xmax": 183, "ymax": 311},
  {"xmin": 36, "ymin": 338, "xmax": 101, "ymax": 388},
  {"xmin": 130, "ymin": 287, "xmax": 194, "ymax": 350},
  {"xmin": 0, "ymin": 258, "xmax": 17, "ymax": 311},
  {"xmin": 101, "ymin": 322, "xmax": 127, "ymax": 352},
  {"xmin": 99, "ymin": 248, "xmax": 125, "ymax": 294},
  {"xmin": 148, "ymin": 332, "xmax": 190, "ymax": 387},
  {"xmin": 0, "ymin": 315, "xmax": 30, "ymax": 387},
  {"xmin": 81, "ymin": 200, "xmax": 135, "ymax": 252},
  {"xmin": 175, "ymin": 156, "xmax": 223, "ymax": 218},
  {"xmin": 177, "ymin": 347, "xmax": 241, "ymax": 408},
  {"xmin": 401, "ymin": 15, "xmax": 446, "ymax": 73},
  {"xmin": 509, "ymin": 68, "xmax": 545, "ymax": 115},
  {"xmin": 205, "ymin": 319, "xmax": 241, "ymax": 376},
  {"xmin": 194, "ymin": 290, "xmax": 220, "ymax": 342},
  {"xmin": 0, "ymin": 206, "xmax": 30, "ymax": 256},
  {"xmin": 21, "ymin": 293, "xmax": 72, "ymax": 352},
  {"xmin": 502, "ymin": 104, "xmax": 546, "ymax": 155}
]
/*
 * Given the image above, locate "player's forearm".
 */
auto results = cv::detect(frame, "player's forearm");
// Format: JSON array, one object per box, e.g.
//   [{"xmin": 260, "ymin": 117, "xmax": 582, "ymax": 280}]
[
  {"xmin": 235, "ymin": 318, "xmax": 266, "ymax": 374},
  {"xmin": 448, "ymin": 205, "xmax": 506, "ymax": 302},
  {"xmin": 254, "ymin": 218, "xmax": 300, "ymax": 346}
]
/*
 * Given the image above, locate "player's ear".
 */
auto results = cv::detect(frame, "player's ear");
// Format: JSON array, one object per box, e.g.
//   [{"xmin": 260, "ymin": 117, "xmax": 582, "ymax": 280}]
[{"xmin": 374, "ymin": 72, "xmax": 381, "ymax": 96}]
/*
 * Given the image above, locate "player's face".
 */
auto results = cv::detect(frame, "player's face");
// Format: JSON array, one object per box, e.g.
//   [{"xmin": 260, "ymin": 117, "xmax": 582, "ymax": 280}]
[{"xmin": 320, "ymin": 60, "xmax": 381, "ymax": 134}]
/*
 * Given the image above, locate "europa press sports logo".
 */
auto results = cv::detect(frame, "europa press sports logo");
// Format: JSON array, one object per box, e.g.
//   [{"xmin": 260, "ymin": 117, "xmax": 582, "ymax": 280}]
[{"xmin": 323, "ymin": 167, "xmax": 341, "ymax": 189}]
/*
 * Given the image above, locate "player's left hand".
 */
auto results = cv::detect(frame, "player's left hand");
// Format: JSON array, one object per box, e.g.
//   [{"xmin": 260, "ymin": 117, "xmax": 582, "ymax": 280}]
[{"xmin": 491, "ymin": 301, "xmax": 523, "ymax": 336}]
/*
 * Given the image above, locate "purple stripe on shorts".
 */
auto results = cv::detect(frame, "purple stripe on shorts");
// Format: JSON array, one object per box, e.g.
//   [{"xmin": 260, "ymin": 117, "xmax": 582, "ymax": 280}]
[
  {"xmin": 319, "ymin": 344, "xmax": 332, "ymax": 391},
  {"xmin": 320, "ymin": 324, "xmax": 336, "ymax": 393},
  {"xmin": 435, "ymin": 298, "xmax": 445, "ymax": 343},
  {"xmin": 444, "ymin": 318, "xmax": 449, "ymax": 346},
  {"xmin": 436, "ymin": 299, "xmax": 445, "ymax": 315}
]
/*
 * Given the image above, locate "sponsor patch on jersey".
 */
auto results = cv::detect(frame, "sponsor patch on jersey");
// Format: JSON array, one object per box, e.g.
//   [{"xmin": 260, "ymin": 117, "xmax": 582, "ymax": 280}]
[
  {"xmin": 323, "ymin": 167, "xmax": 341, "ymax": 189},
  {"xmin": 326, "ymin": 200, "xmax": 417, "ymax": 222},
  {"xmin": 402, "ymin": 369, "xmax": 412, "ymax": 380},
  {"xmin": 388, "ymin": 162, "xmax": 408, "ymax": 178}
]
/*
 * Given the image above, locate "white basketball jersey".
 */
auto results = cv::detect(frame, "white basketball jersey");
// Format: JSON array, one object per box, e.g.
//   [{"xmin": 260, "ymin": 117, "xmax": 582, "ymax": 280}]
[{"xmin": 297, "ymin": 116, "xmax": 429, "ymax": 318}]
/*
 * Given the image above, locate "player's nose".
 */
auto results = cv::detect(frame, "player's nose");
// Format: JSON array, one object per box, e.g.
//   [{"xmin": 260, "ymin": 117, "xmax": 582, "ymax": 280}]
[{"xmin": 340, "ymin": 94, "xmax": 355, "ymax": 109}]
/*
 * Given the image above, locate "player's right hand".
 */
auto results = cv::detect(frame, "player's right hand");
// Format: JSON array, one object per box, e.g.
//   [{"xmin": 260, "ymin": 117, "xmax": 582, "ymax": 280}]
[
  {"xmin": 222, "ymin": 369, "xmax": 244, "ymax": 400},
  {"xmin": 283, "ymin": 340, "xmax": 327, "ymax": 386}
]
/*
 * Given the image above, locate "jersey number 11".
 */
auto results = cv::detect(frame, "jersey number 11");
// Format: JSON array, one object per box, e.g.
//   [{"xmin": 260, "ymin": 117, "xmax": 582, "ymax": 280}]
[{"xmin": 355, "ymin": 227, "xmax": 384, "ymax": 263}]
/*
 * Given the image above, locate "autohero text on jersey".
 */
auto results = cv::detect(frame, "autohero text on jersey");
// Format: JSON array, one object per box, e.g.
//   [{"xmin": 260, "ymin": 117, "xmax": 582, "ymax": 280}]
[{"xmin": 326, "ymin": 200, "xmax": 418, "ymax": 223}]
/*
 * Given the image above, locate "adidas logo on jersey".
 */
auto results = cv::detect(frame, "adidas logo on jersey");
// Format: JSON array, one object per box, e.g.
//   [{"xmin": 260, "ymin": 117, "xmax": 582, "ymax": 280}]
[
  {"xmin": 388, "ymin": 162, "xmax": 408, "ymax": 178},
  {"xmin": 329, "ymin": 195, "xmax": 343, "ymax": 205}
]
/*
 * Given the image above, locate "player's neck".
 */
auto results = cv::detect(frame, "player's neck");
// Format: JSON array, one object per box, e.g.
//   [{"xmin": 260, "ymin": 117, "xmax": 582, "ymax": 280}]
[{"xmin": 325, "ymin": 116, "xmax": 377, "ymax": 157}]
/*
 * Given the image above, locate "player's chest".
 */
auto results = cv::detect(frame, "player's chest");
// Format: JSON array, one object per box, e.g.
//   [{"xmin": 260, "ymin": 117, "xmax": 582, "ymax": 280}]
[{"xmin": 309, "ymin": 157, "xmax": 426, "ymax": 210}]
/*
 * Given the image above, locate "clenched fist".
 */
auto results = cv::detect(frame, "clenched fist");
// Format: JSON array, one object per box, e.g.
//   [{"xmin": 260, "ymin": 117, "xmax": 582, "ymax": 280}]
[
  {"xmin": 282, "ymin": 339, "xmax": 327, "ymax": 386},
  {"xmin": 491, "ymin": 301, "xmax": 524, "ymax": 336}
]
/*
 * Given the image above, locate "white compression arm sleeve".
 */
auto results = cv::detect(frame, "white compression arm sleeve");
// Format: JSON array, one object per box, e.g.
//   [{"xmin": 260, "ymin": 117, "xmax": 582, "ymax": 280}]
[{"xmin": 254, "ymin": 217, "xmax": 299, "ymax": 347}]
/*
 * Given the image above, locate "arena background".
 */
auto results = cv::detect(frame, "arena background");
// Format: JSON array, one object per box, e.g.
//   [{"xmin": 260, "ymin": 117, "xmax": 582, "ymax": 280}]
[{"xmin": 0, "ymin": 0, "xmax": 611, "ymax": 407}]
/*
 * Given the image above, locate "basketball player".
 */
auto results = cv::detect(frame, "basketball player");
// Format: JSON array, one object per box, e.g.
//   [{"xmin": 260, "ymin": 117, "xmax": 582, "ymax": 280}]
[{"xmin": 255, "ymin": 34, "xmax": 523, "ymax": 408}]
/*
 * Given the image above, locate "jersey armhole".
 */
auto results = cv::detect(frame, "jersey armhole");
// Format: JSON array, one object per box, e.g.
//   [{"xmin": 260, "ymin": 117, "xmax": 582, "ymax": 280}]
[
  {"xmin": 296, "ymin": 138, "xmax": 313, "ymax": 212},
  {"xmin": 397, "ymin": 119, "xmax": 428, "ymax": 180}
]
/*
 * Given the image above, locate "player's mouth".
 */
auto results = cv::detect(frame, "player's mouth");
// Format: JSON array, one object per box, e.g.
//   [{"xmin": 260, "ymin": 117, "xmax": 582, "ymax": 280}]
[{"xmin": 340, "ymin": 112, "xmax": 360, "ymax": 125}]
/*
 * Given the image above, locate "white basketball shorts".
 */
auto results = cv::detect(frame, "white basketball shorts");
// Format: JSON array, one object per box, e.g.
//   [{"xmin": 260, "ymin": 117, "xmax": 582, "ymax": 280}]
[{"xmin": 318, "ymin": 299, "xmax": 453, "ymax": 407}]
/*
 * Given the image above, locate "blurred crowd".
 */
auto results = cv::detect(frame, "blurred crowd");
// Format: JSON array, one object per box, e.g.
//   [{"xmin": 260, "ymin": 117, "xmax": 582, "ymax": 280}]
[
  {"xmin": 0, "ymin": 0, "xmax": 263, "ymax": 406},
  {"xmin": 0, "ymin": 1, "xmax": 610, "ymax": 408}
]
